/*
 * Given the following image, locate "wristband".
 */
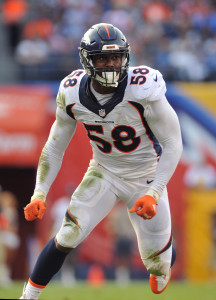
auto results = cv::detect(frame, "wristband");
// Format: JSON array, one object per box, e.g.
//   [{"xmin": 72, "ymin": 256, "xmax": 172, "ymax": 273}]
[
  {"xmin": 146, "ymin": 189, "xmax": 160, "ymax": 203},
  {"xmin": 31, "ymin": 190, "xmax": 46, "ymax": 202}
]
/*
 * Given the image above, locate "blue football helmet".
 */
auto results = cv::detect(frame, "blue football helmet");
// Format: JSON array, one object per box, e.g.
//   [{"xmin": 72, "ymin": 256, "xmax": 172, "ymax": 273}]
[{"xmin": 79, "ymin": 23, "xmax": 130, "ymax": 87}]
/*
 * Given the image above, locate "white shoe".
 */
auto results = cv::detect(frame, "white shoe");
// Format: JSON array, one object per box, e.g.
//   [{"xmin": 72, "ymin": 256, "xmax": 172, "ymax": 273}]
[{"xmin": 149, "ymin": 269, "xmax": 171, "ymax": 294}]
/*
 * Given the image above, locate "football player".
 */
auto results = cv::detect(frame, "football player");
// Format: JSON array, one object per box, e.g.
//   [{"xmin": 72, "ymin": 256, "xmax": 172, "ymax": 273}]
[{"xmin": 20, "ymin": 23, "xmax": 182, "ymax": 299}]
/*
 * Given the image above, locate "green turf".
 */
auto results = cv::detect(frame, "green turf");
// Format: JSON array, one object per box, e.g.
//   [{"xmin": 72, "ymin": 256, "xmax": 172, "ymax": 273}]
[{"xmin": 1, "ymin": 280, "xmax": 216, "ymax": 300}]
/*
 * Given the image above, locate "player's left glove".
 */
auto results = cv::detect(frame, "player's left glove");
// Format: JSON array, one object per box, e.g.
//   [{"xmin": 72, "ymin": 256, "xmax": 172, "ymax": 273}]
[{"xmin": 129, "ymin": 189, "xmax": 159, "ymax": 220}]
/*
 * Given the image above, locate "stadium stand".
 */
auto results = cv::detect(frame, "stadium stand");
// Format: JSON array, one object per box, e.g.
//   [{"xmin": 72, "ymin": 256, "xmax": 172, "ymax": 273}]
[{"xmin": 1, "ymin": 0, "xmax": 216, "ymax": 83}]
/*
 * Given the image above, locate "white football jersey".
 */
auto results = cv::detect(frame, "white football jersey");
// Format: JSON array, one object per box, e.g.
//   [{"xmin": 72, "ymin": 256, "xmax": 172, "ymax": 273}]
[{"xmin": 56, "ymin": 66, "xmax": 166, "ymax": 179}]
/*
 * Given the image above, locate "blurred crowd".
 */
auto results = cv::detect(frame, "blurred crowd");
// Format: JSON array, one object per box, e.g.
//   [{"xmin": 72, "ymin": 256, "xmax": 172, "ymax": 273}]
[
  {"xmin": 0, "ymin": 189, "xmax": 20, "ymax": 286},
  {"xmin": 1, "ymin": 0, "xmax": 216, "ymax": 81}
]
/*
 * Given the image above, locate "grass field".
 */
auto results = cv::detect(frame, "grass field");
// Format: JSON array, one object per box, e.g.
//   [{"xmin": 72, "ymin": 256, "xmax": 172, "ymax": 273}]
[{"xmin": 1, "ymin": 280, "xmax": 216, "ymax": 300}]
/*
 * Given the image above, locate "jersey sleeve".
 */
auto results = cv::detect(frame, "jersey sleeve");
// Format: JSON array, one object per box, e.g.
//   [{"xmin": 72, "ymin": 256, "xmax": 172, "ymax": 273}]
[
  {"xmin": 32, "ymin": 78, "xmax": 77, "ymax": 198},
  {"xmin": 144, "ymin": 95, "xmax": 183, "ymax": 196}
]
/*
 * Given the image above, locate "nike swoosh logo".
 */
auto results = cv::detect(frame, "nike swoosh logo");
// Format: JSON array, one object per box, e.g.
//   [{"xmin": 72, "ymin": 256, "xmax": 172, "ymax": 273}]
[
  {"xmin": 147, "ymin": 180, "xmax": 154, "ymax": 184},
  {"xmin": 153, "ymin": 74, "xmax": 157, "ymax": 82}
]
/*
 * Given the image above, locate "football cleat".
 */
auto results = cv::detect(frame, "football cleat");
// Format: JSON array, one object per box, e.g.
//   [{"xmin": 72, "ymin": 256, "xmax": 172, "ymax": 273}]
[{"xmin": 149, "ymin": 269, "xmax": 171, "ymax": 294}]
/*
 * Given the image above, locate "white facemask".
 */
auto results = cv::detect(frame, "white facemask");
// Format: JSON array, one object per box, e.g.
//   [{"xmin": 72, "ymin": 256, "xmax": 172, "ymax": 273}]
[{"xmin": 95, "ymin": 71, "xmax": 120, "ymax": 87}]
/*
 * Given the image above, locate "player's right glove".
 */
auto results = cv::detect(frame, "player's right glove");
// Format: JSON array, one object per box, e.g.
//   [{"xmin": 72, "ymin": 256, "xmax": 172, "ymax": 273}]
[
  {"xmin": 24, "ymin": 199, "xmax": 47, "ymax": 221},
  {"xmin": 24, "ymin": 191, "xmax": 47, "ymax": 221}
]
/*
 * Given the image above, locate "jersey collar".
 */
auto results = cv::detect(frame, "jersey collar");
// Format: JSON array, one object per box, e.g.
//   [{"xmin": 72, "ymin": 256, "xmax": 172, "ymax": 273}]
[{"xmin": 79, "ymin": 74, "xmax": 128, "ymax": 118}]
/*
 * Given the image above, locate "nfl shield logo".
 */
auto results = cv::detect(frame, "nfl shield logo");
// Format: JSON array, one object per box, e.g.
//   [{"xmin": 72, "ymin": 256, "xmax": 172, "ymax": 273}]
[{"xmin": 99, "ymin": 109, "xmax": 106, "ymax": 117}]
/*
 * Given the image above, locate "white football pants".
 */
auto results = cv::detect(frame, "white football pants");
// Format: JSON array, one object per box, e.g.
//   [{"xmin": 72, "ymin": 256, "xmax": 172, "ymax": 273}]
[{"xmin": 56, "ymin": 160, "xmax": 172, "ymax": 276}]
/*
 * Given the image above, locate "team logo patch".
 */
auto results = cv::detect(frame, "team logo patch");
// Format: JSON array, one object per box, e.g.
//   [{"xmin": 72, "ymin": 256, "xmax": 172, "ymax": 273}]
[{"xmin": 99, "ymin": 109, "xmax": 106, "ymax": 117}]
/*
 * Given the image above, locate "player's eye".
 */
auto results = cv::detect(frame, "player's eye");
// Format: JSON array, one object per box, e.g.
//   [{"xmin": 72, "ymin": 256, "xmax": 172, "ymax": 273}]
[
  {"xmin": 96, "ymin": 55, "xmax": 106, "ymax": 61},
  {"xmin": 113, "ymin": 56, "xmax": 120, "ymax": 61}
]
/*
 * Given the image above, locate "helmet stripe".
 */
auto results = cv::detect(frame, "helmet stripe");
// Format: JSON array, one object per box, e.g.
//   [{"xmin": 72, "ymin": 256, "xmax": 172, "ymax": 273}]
[{"xmin": 103, "ymin": 24, "xmax": 110, "ymax": 39}]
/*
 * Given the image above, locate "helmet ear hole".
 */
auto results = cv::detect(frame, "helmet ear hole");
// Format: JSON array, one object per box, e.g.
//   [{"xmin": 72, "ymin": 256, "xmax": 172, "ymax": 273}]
[{"xmin": 79, "ymin": 23, "xmax": 130, "ymax": 87}]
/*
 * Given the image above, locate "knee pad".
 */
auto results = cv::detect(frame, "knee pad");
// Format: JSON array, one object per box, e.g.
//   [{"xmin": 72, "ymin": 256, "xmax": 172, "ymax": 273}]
[{"xmin": 56, "ymin": 213, "xmax": 81, "ymax": 249}]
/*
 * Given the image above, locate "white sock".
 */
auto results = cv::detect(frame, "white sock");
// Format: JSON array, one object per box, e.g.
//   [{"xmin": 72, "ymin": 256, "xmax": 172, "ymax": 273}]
[{"xmin": 24, "ymin": 281, "xmax": 44, "ymax": 299}]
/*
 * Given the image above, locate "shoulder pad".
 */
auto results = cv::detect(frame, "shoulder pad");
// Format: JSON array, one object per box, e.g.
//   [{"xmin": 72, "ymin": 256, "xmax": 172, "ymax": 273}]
[
  {"xmin": 56, "ymin": 69, "xmax": 86, "ymax": 111},
  {"xmin": 61, "ymin": 69, "xmax": 85, "ymax": 86},
  {"xmin": 128, "ymin": 66, "xmax": 166, "ymax": 101}
]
